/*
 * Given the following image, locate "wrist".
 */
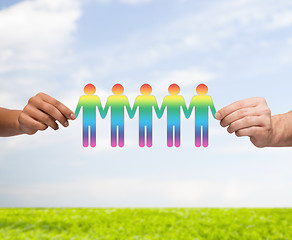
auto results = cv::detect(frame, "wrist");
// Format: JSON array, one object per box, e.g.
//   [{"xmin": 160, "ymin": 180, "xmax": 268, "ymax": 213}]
[
  {"xmin": 268, "ymin": 112, "xmax": 292, "ymax": 147},
  {"xmin": 13, "ymin": 110, "xmax": 24, "ymax": 135},
  {"xmin": 13, "ymin": 110, "xmax": 24, "ymax": 134},
  {"xmin": 0, "ymin": 108, "xmax": 25, "ymax": 137},
  {"xmin": 268, "ymin": 115, "xmax": 280, "ymax": 147}
]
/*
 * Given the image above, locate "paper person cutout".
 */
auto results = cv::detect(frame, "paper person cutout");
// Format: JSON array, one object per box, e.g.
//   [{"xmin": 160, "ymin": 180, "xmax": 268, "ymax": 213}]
[
  {"xmin": 130, "ymin": 84, "xmax": 160, "ymax": 147},
  {"xmin": 75, "ymin": 83, "xmax": 216, "ymax": 148},
  {"xmin": 101, "ymin": 84, "xmax": 132, "ymax": 147},
  {"xmin": 75, "ymin": 84, "xmax": 103, "ymax": 147},
  {"xmin": 186, "ymin": 84, "xmax": 216, "ymax": 147},
  {"xmin": 158, "ymin": 84, "xmax": 188, "ymax": 147}
]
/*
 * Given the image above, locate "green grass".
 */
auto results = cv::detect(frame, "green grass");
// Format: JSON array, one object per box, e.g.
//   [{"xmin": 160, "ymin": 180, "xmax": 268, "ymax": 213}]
[{"xmin": 0, "ymin": 208, "xmax": 291, "ymax": 240}]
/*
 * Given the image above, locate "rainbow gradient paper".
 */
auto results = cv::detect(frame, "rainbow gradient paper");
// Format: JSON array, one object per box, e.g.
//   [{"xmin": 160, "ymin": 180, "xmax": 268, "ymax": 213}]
[
  {"xmin": 75, "ymin": 84, "xmax": 104, "ymax": 147},
  {"xmin": 75, "ymin": 83, "xmax": 216, "ymax": 148},
  {"xmin": 159, "ymin": 84, "xmax": 188, "ymax": 147},
  {"xmin": 186, "ymin": 84, "xmax": 216, "ymax": 147},
  {"xmin": 102, "ymin": 84, "xmax": 132, "ymax": 148},
  {"xmin": 130, "ymin": 84, "xmax": 160, "ymax": 147}
]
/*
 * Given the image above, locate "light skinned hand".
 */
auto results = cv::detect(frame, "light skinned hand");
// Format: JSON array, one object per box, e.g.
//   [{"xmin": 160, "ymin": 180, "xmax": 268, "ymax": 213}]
[
  {"xmin": 18, "ymin": 92, "xmax": 76, "ymax": 135},
  {"xmin": 215, "ymin": 97, "xmax": 273, "ymax": 148}
]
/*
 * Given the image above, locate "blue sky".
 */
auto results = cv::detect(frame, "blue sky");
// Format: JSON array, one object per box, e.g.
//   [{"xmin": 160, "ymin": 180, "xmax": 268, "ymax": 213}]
[{"xmin": 0, "ymin": 0, "xmax": 291, "ymax": 207}]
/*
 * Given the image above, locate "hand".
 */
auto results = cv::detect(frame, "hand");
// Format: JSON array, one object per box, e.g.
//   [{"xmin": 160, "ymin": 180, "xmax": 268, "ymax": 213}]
[
  {"xmin": 215, "ymin": 97, "xmax": 273, "ymax": 148},
  {"xmin": 18, "ymin": 92, "xmax": 76, "ymax": 135},
  {"xmin": 129, "ymin": 113, "xmax": 135, "ymax": 119},
  {"xmin": 184, "ymin": 109, "xmax": 192, "ymax": 119},
  {"xmin": 128, "ymin": 110, "xmax": 135, "ymax": 119},
  {"xmin": 156, "ymin": 109, "xmax": 163, "ymax": 119}
]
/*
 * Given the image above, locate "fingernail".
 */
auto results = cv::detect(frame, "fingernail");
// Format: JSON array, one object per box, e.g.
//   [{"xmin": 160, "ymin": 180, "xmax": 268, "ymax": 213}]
[
  {"xmin": 70, "ymin": 113, "xmax": 76, "ymax": 120},
  {"xmin": 215, "ymin": 112, "xmax": 221, "ymax": 120},
  {"xmin": 64, "ymin": 121, "xmax": 69, "ymax": 127}
]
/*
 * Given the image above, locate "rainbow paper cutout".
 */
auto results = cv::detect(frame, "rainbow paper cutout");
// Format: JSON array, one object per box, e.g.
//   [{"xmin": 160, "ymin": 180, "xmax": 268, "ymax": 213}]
[
  {"xmin": 75, "ymin": 83, "xmax": 216, "ymax": 148},
  {"xmin": 186, "ymin": 84, "xmax": 216, "ymax": 147},
  {"xmin": 159, "ymin": 84, "xmax": 189, "ymax": 147},
  {"xmin": 75, "ymin": 84, "xmax": 103, "ymax": 147},
  {"xmin": 131, "ymin": 84, "xmax": 160, "ymax": 147},
  {"xmin": 102, "ymin": 84, "xmax": 132, "ymax": 147}
]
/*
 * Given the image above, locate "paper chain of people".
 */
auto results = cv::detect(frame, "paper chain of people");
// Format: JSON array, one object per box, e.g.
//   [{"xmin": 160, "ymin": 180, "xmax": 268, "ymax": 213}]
[{"xmin": 75, "ymin": 83, "xmax": 216, "ymax": 148}]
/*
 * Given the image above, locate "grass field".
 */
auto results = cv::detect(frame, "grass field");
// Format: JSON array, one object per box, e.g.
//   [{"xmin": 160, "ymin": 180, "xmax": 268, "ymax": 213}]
[{"xmin": 0, "ymin": 208, "xmax": 291, "ymax": 240}]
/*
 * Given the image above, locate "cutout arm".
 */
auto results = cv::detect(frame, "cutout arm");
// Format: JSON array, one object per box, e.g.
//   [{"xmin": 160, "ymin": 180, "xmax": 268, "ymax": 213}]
[
  {"xmin": 97, "ymin": 98, "xmax": 104, "ymax": 118},
  {"xmin": 157, "ymin": 99, "xmax": 166, "ymax": 119},
  {"xmin": 182, "ymin": 98, "xmax": 190, "ymax": 119},
  {"xmin": 101, "ymin": 99, "xmax": 110, "ymax": 119},
  {"xmin": 185, "ymin": 99, "xmax": 194, "ymax": 119},
  {"xmin": 209, "ymin": 97, "xmax": 216, "ymax": 118},
  {"xmin": 129, "ymin": 98, "xmax": 138, "ymax": 119},
  {"xmin": 125, "ymin": 99, "xmax": 133, "ymax": 119},
  {"xmin": 74, "ymin": 98, "xmax": 83, "ymax": 118},
  {"xmin": 153, "ymin": 98, "xmax": 160, "ymax": 118}
]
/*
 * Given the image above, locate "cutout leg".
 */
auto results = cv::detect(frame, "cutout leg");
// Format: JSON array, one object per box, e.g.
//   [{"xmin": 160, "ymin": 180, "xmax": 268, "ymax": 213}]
[
  {"xmin": 167, "ymin": 125, "xmax": 173, "ymax": 147},
  {"xmin": 195, "ymin": 125, "xmax": 202, "ymax": 147},
  {"xmin": 146, "ymin": 124, "xmax": 152, "ymax": 147},
  {"xmin": 174, "ymin": 125, "xmax": 180, "ymax": 147},
  {"xmin": 90, "ymin": 124, "xmax": 96, "ymax": 148},
  {"xmin": 83, "ymin": 125, "xmax": 89, "ymax": 148},
  {"xmin": 203, "ymin": 125, "xmax": 209, "ymax": 147},
  {"xmin": 118, "ymin": 124, "xmax": 124, "ymax": 147},
  {"xmin": 139, "ymin": 125, "xmax": 145, "ymax": 147},
  {"xmin": 111, "ymin": 125, "xmax": 117, "ymax": 147}
]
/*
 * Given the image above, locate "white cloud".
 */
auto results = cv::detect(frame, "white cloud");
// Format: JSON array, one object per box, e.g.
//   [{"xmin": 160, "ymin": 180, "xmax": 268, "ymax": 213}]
[
  {"xmin": 267, "ymin": 10, "xmax": 292, "ymax": 30},
  {"xmin": 96, "ymin": 0, "xmax": 152, "ymax": 4},
  {"xmin": 152, "ymin": 68, "xmax": 215, "ymax": 93},
  {"xmin": 213, "ymin": 142, "xmax": 292, "ymax": 155},
  {"xmin": 85, "ymin": 0, "xmax": 292, "ymax": 80},
  {"xmin": 0, "ymin": 0, "xmax": 81, "ymax": 73},
  {"xmin": 120, "ymin": 0, "xmax": 151, "ymax": 4},
  {"xmin": 0, "ymin": 177, "xmax": 291, "ymax": 207},
  {"xmin": 95, "ymin": 0, "xmax": 111, "ymax": 4},
  {"xmin": 70, "ymin": 67, "xmax": 93, "ymax": 87},
  {"xmin": 1, "ymin": 0, "xmax": 292, "ymax": 208},
  {"xmin": 0, "ymin": 92, "xmax": 20, "ymax": 109}
]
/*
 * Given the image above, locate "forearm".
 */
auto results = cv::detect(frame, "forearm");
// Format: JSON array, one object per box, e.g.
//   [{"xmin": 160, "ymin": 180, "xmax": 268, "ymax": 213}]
[
  {"xmin": 75, "ymin": 104, "xmax": 81, "ymax": 118},
  {"xmin": 184, "ymin": 103, "xmax": 193, "ymax": 119},
  {"xmin": 154, "ymin": 106, "xmax": 160, "ymax": 117},
  {"xmin": 210, "ymin": 105, "xmax": 216, "ymax": 118},
  {"xmin": 269, "ymin": 111, "xmax": 292, "ymax": 147},
  {"xmin": 182, "ymin": 105, "xmax": 188, "ymax": 118},
  {"xmin": 130, "ymin": 105, "xmax": 137, "ymax": 119},
  {"xmin": 101, "ymin": 105, "xmax": 109, "ymax": 119},
  {"xmin": 0, "ymin": 107, "xmax": 23, "ymax": 137},
  {"xmin": 157, "ymin": 107, "xmax": 164, "ymax": 118},
  {"xmin": 126, "ymin": 105, "xmax": 132, "ymax": 118}
]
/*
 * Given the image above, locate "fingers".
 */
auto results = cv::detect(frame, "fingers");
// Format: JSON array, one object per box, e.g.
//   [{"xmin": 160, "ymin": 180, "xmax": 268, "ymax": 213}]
[
  {"xmin": 37, "ymin": 92, "xmax": 76, "ymax": 120},
  {"xmin": 37, "ymin": 100, "xmax": 68, "ymax": 127},
  {"xmin": 220, "ymin": 107, "xmax": 262, "ymax": 127},
  {"xmin": 227, "ymin": 115, "xmax": 264, "ymax": 134},
  {"xmin": 25, "ymin": 105, "xmax": 59, "ymax": 130},
  {"xmin": 235, "ymin": 126, "xmax": 262, "ymax": 137},
  {"xmin": 215, "ymin": 97, "xmax": 265, "ymax": 120},
  {"xmin": 30, "ymin": 93, "xmax": 75, "ymax": 126},
  {"xmin": 216, "ymin": 97, "xmax": 273, "ymax": 148},
  {"xmin": 18, "ymin": 112, "xmax": 48, "ymax": 135},
  {"xmin": 19, "ymin": 92, "xmax": 75, "ymax": 135}
]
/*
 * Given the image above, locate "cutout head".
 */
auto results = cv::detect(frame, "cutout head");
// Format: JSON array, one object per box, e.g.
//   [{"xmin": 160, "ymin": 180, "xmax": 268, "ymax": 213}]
[
  {"xmin": 140, "ymin": 84, "xmax": 152, "ymax": 95},
  {"xmin": 196, "ymin": 83, "xmax": 208, "ymax": 95},
  {"xmin": 168, "ymin": 84, "xmax": 180, "ymax": 95},
  {"xmin": 84, "ymin": 83, "xmax": 96, "ymax": 95},
  {"xmin": 112, "ymin": 83, "xmax": 124, "ymax": 95}
]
